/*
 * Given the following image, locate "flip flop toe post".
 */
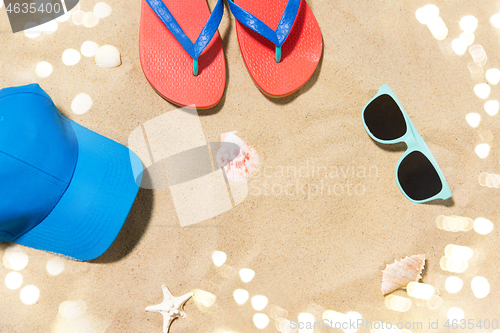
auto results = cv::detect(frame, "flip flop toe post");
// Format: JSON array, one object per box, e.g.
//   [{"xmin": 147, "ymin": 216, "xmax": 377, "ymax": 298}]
[
  {"xmin": 228, "ymin": 0, "xmax": 322, "ymax": 98},
  {"xmin": 140, "ymin": 0, "xmax": 226, "ymax": 109}
]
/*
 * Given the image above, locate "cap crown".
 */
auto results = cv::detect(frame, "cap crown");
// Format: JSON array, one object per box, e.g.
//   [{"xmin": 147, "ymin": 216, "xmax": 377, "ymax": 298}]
[{"xmin": 0, "ymin": 84, "xmax": 78, "ymax": 242}]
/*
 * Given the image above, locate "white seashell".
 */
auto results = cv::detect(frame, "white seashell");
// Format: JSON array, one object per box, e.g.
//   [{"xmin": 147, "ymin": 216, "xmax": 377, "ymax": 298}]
[
  {"xmin": 216, "ymin": 132, "xmax": 259, "ymax": 182},
  {"xmin": 94, "ymin": 45, "xmax": 121, "ymax": 68},
  {"xmin": 381, "ymin": 254, "xmax": 425, "ymax": 295}
]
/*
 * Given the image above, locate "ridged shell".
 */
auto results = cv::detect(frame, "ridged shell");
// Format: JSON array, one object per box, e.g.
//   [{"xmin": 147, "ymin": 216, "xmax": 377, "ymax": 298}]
[
  {"xmin": 216, "ymin": 132, "xmax": 259, "ymax": 182},
  {"xmin": 381, "ymin": 254, "xmax": 425, "ymax": 295},
  {"xmin": 94, "ymin": 45, "xmax": 121, "ymax": 68}
]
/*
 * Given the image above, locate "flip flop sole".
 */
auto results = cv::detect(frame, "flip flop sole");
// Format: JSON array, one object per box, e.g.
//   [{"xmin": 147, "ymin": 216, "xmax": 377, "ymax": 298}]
[
  {"xmin": 139, "ymin": 0, "xmax": 226, "ymax": 109},
  {"xmin": 234, "ymin": 0, "xmax": 322, "ymax": 98}
]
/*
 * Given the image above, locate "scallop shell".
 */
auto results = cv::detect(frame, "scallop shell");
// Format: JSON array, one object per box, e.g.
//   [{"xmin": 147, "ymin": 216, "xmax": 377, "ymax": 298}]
[
  {"xmin": 94, "ymin": 45, "xmax": 121, "ymax": 68},
  {"xmin": 216, "ymin": 132, "xmax": 259, "ymax": 182},
  {"xmin": 381, "ymin": 254, "xmax": 425, "ymax": 295}
]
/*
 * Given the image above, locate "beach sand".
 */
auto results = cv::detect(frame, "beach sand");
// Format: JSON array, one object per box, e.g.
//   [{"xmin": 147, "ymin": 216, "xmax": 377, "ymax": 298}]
[{"xmin": 0, "ymin": 0, "xmax": 499, "ymax": 332}]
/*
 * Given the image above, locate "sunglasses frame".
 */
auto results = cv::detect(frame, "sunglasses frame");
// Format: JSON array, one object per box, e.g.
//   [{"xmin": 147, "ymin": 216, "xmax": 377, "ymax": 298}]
[{"xmin": 362, "ymin": 84, "xmax": 452, "ymax": 203}]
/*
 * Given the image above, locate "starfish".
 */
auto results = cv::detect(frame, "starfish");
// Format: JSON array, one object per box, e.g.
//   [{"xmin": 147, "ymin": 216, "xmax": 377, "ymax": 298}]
[{"xmin": 146, "ymin": 285, "xmax": 193, "ymax": 333}]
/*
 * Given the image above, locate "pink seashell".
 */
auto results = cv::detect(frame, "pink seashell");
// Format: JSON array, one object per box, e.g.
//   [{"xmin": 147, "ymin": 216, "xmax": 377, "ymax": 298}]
[
  {"xmin": 217, "ymin": 132, "xmax": 259, "ymax": 182},
  {"xmin": 381, "ymin": 254, "xmax": 426, "ymax": 295}
]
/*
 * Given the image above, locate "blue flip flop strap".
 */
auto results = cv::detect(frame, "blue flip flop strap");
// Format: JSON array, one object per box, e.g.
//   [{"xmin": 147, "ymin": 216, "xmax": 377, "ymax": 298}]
[
  {"xmin": 227, "ymin": 0, "xmax": 301, "ymax": 47},
  {"xmin": 145, "ymin": 0, "xmax": 224, "ymax": 60}
]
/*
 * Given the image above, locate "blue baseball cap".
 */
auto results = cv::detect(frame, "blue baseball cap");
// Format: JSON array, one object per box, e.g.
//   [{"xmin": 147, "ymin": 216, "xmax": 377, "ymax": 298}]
[{"xmin": 0, "ymin": 84, "xmax": 143, "ymax": 261}]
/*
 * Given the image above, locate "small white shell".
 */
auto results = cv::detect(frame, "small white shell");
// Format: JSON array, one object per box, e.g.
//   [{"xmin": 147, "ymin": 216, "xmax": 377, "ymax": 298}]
[
  {"xmin": 94, "ymin": 45, "xmax": 121, "ymax": 68},
  {"xmin": 381, "ymin": 254, "xmax": 425, "ymax": 295}
]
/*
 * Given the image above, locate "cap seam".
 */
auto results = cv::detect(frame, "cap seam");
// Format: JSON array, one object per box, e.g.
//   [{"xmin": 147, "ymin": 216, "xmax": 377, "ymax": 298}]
[
  {"xmin": 0, "ymin": 91, "xmax": 55, "ymax": 105},
  {"xmin": 1, "ymin": 89, "xmax": 80, "ymax": 180},
  {"xmin": 0, "ymin": 150, "xmax": 68, "ymax": 184},
  {"xmin": 11, "ymin": 141, "xmax": 80, "ymax": 242},
  {"xmin": 0, "ymin": 90, "xmax": 70, "ymax": 123},
  {"xmin": 0, "ymin": 230, "xmax": 15, "ymax": 241}
]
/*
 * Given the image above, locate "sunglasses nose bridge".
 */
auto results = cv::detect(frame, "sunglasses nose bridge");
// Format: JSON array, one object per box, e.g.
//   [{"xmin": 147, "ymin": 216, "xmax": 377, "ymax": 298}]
[{"xmin": 402, "ymin": 131, "xmax": 418, "ymax": 151}]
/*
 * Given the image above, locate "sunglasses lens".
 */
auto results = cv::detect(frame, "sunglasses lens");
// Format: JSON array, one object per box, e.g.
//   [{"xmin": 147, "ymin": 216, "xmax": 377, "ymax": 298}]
[
  {"xmin": 364, "ymin": 94, "xmax": 407, "ymax": 140},
  {"xmin": 398, "ymin": 151, "xmax": 442, "ymax": 201}
]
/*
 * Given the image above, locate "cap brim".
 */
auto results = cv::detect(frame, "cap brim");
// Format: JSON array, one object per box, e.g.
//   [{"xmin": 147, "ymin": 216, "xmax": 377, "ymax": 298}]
[{"xmin": 13, "ymin": 120, "xmax": 143, "ymax": 261}]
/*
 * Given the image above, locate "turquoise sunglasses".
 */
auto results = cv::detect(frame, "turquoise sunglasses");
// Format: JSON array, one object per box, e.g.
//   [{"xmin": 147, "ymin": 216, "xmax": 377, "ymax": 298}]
[{"xmin": 362, "ymin": 84, "xmax": 452, "ymax": 203}]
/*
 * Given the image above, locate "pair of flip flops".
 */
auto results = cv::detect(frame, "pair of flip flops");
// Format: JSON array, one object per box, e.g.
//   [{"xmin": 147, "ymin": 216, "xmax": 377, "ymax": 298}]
[{"xmin": 139, "ymin": 0, "xmax": 323, "ymax": 109}]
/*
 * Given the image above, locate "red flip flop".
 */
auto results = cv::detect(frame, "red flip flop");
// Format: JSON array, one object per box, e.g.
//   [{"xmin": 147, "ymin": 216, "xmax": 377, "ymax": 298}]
[
  {"xmin": 228, "ymin": 0, "xmax": 323, "ymax": 98},
  {"xmin": 139, "ymin": 0, "xmax": 226, "ymax": 109}
]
